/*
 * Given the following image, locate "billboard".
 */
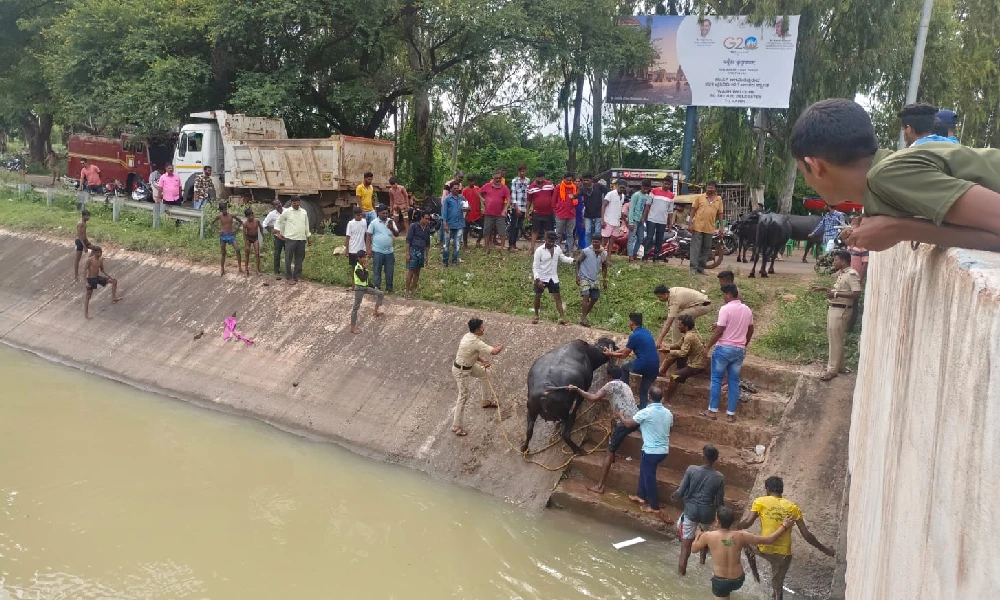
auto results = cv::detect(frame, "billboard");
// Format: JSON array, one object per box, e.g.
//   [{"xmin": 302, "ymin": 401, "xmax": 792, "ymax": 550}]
[{"xmin": 608, "ymin": 15, "xmax": 800, "ymax": 108}]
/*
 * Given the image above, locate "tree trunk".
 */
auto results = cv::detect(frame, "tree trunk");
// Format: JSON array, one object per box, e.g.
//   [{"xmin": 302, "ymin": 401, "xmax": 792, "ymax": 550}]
[
  {"xmin": 451, "ymin": 95, "xmax": 467, "ymax": 172},
  {"xmin": 411, "ymin": 87, "xmax": 433, "ymax": 199},
  {"xmin": 21, "ymin": 112, "xmax": 53, "ymax": 162},
  {"xmin": 777, "ymin": 156, "xmax": 797, "ymax": 214},
  {"xmin": 591, "ymin": 71, "xmax": 603, "ymax": 173},
  {"xmin": 569, "ymin": 71, "xmax": 585, "ymax": 173}
]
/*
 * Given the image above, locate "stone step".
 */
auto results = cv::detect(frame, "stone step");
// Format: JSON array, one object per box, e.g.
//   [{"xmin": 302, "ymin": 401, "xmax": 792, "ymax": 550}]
[
  {"xmin": 627, "ymin": 373, "xmax": 790, "ymax": 424},
  {"xmin": 548, "ymin": 474, "xmax": 678, "ymax": 539},
  {"xmin": 567, "ymin": 452, "xmax": 749, "ymax": 515},
  {"xmin": 583, "ymin": 429, "xmax": 761, "ymax": 490},
  {"xmin": 668, "ymin": 404, "xmax": 777, "ymax": 448}
]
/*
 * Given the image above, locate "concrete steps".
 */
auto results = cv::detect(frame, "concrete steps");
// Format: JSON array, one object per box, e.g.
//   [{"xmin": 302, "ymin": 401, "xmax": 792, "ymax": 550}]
[
  {"xmin": 587, "ymin": 430, "xmax": 759, "ymax": 490},
  {"xmin": 567, "ymin": 452, "xmax": 750, "ymax": 515},
  {"xmin": 548, "ymin": 473, "xmax": 678, "ymax": 538},
  {"xmin": 547, "ymin": 358, "xmax": 804, "ymax": 539}
]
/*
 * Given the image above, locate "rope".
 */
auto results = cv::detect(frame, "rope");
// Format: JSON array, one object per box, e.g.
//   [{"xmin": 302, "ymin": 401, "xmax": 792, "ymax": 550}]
[{"xmin": 483, "ymin": 369, "xmax": 612, "ymax": 472}]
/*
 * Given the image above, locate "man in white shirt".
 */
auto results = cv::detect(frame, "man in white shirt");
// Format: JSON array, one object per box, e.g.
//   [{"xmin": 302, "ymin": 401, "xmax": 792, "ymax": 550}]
[
  {"xmin": 644, "ymin": 183, "xmax": 675, "ymax": 262},
  {"xmin": 261, "ymin": 198, "xmax": 284, "ymax": 280},
  {"xmin": 601, "ymin": 180, "xmax": 628, "ymax": 245},
  {"xmin": 344, "ymin": 206, "xmax": 368, "ymax": 290},
  {"xmin": 532, "ymin": 231, "xmax": 575, "ymax": 325}
]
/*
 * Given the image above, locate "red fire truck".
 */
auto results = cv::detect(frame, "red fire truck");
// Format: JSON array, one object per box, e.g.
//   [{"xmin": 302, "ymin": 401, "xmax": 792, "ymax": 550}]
[{"xmin": 66, "ymin": 134, "xmax": 174, "ymax": 190}]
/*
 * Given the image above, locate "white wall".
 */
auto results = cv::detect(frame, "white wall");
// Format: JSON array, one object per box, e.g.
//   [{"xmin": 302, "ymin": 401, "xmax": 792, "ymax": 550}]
[{"xmin": 847, "ymin": 244, "xmax": 1000, "ymax": 598}]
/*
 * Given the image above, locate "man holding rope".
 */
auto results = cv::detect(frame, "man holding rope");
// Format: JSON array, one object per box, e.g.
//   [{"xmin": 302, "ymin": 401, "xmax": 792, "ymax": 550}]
[{"xmin": 451, "ymin": 318, "xmax": 505, "ymax": 437}]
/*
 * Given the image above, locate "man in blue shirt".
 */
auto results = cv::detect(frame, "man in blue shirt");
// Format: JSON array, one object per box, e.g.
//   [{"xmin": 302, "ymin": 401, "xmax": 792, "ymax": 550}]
[
  {"xmin": 619, "ymin": 386, "xmax": 673, "ymax": 516},
  {"xmin": 604, "ymin": 312, "xmax": 660, "ymax": 409},
  {"xmin": 809, "ymin": 206, "xmax": 847, "ymax": 252},
  {"xmin": 366, "ymin": 205, "xmax": 399, "ymax": 292},
  {"xmin": 441, "ymin": 182, "xmax": 466, "ymax": 267},
  {"xmin": 627, "ymin": 180, "xmax": 654, "ymax": 262},
  {"xmin": 931, "ymin": 109, "xmax": 961, "ymax": 144}
]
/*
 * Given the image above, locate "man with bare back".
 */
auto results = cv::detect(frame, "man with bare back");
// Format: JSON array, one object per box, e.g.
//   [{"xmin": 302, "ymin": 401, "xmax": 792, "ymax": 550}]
[
  {"xmin": 692, "ymin": 506, "xmax": 794, "ymax": 599},
  {"xmin": 74, "ymin": 209, "xmax": 93, "ymax": 281},
  {"xmin": 83, "ymin": 246, "xmax": 121, "ymax": 319},
  {"xmin": 242, "ymin": 208, "xmax": 262, "ymax": 276},
  {"xmin": 211, "ymin": 203, "xmax": 243, "ymax": 276}
]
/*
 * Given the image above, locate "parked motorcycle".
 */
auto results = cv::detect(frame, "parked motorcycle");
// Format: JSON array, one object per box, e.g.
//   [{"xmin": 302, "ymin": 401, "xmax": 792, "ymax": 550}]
[
  {"xmin": 721, "ymin": 226, "xmax": 738, "ymax": 256},
  {"xmin": 2, "ymin": 156, "xmax": 25, "ymax": 172},
  {"xmin": 102, "ymin": 180, "xmax": 126, "ymax": 203},
  {"xmin": 131, "ymin": 181, "xmax": 153, "ymax": 203},
  {"xmin": 609, "ymin": 225, "xmax": 724, "ymax": 269}
]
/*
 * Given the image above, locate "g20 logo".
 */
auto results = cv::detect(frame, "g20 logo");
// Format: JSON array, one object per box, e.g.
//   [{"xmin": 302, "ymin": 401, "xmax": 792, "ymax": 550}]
[{"xmin": 723, "ymin": 36, "xmax": 758, "ymax": 50}]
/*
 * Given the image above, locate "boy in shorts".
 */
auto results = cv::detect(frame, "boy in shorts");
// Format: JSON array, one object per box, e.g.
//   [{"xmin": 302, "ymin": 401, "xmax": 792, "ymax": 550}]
[
  {"xmin": 242, "ymin": 208, "xmax": 262, "ymax": 276},
  {"xmin": 565, "ymin": 366, "xmax": 637, "ymax": 494},
  {"xmin": 74, "ymin": 209, "xmax": 93, "ymax": 281},
  {"xmin": 83, "ymin": 246, "xmax": 121, "ymax": 319},
  {"xmin": 790, "ymin": 98, "xmax": 1000, "ymax": 252},
  {"xmin": 211, "ymin": 203, "xmax": 243, "ymax": 276},
  {"xmin": 575, "ymin": 236, "xmax": 609, "ymax": 327}
]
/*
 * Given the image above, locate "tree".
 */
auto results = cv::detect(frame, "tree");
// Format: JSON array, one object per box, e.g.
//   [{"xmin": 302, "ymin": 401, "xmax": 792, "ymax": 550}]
[{"xmin": 0, "ymin": 0, "xmax": 67, "ymax": 160}]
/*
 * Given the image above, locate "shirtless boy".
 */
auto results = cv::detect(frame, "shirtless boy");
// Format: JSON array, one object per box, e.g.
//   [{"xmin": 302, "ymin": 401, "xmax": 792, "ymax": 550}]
[
  {"xmin": 692, "ymin": 506, "xmax": 794, "ymax": 599},
  {"xmin": 242, "ymin": 208, "xmax": 262, "ymax": 276},
  {"xmin": 83, "ymin": 246, "xmax": 122, "ymax": 319},
  {"xmin": 74, "ymin": 210, "xmax": 93, "ymax": 281},
  {"xmin": 211, "ymin": 203, "xmax": 243, "ymax": 276}
]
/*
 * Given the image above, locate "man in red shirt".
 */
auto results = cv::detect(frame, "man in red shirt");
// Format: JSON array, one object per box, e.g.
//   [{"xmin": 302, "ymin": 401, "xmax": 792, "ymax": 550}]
[
  {"xmin": 462, "ymin": 175, "xmax": 482, "ymax": 249},
  {"xmin": 478, "ymin": 170, "xmax": 511, "ymax": 255},
  {"xmin": 527, "ymin": 170, "xmax": 556, "ymax": 249},
  {"xmin": 78, "ymin": 159, "xmax": 103, "ymax": 193}
]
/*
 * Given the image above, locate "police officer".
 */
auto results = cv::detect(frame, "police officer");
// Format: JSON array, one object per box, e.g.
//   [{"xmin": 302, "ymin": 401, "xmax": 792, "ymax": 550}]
[{"xmin": 811, "ymin": 249, "xmax": 862, "ymax": 381}]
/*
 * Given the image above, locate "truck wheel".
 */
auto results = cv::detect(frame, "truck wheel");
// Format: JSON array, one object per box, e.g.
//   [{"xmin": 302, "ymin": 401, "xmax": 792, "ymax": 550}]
[{"xmin": 300, "ymin": 198, "xmax": 324, "ymax": 234}]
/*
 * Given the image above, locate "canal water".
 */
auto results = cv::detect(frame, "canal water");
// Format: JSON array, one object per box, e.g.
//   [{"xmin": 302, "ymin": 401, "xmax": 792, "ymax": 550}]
[{"xmin": 0, "ymin": 347, "xmax": 708, "ymax": 599}]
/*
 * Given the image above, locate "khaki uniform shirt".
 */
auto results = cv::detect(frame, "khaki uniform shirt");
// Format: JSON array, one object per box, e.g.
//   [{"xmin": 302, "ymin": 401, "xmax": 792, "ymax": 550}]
[
  {"xmin": 691, "ymin": 194, "xmax": 724, "ymax": 234},
  {"xmin": 455, "ymin": 333, "xmax": 492, "ymax": 368},
  {"xmin": 865, "ymin": 144, "xmax": 1000, "ymax": 225},
  {"xmin": 830, "ymin": 267, "xmax": 862, "ymax": 307},
  {"xmin": 668, "ymin": 287, "xmax": 711, "ymax": 317},
  {"xmin": 669, "ymin": 330, "xmax": 708, "ymax": 369}
]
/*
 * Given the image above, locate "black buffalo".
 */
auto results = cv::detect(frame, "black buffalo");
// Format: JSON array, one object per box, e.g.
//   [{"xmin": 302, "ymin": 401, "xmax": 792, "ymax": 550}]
[
  {"xmin": 786, "ymin": 215, "xmax": 822, "ymax": 262},
  {"xmin": 749, "ymin": 213, "xmax": 793, "ymax": 278},
  {"xmin": 734, "ymin": 211, "xmax": 760, "ymax": 263},
  {"xmin": 522, "ymin": 337, "xmax": 617, "ymax": 455}
]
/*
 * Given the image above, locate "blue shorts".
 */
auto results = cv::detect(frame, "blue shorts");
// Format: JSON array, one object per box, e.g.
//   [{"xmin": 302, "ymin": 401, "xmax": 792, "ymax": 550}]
[{"xmin": 220, "ymin": 232, "xmax": 236, "ymax": 245}]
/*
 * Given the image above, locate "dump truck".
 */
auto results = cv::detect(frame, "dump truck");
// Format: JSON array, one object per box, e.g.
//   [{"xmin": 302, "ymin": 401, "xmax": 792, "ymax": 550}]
[{"xmin": 171, "ymin": 111, "xmax": 395, "ymax": 233}]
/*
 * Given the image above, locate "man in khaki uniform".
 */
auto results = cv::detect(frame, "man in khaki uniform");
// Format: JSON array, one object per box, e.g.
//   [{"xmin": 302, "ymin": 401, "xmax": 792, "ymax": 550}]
[
  {"xmin": 689, "ymin": 181, "xmax": 724, "ymax": 274},
  {"xmin": 811, "ymin": 249, "xmax": 862, "ymax": 381},
  {"xmin": 451, "ymin": 318, "xmax": 505, "ymax": 436},
  {"xmin": 654, "ymin": 284, "xmax": 712, "ymax": 346}
]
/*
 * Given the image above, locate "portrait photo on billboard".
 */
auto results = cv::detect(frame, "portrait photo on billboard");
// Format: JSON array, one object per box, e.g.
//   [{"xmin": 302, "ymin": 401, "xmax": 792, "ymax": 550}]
[{"xmin": 607, "ymin": 15, "xmax": 800, "ymax": 109}]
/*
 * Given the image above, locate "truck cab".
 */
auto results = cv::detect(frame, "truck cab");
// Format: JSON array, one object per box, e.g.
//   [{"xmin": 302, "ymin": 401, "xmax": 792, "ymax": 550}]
[{"xmin": 173, "ymin": 119, "xmax": 225, "ymax": 203}]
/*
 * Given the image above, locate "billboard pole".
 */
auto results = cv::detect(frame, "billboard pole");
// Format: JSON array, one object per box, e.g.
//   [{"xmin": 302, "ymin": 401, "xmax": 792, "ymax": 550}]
[
  {"xmin": 680, "ymin": 106, "xmax": 697, "ymax": 193},
  {"xmin": 898, "ymin": 0, "xmax": 935, "ymax": 149}
]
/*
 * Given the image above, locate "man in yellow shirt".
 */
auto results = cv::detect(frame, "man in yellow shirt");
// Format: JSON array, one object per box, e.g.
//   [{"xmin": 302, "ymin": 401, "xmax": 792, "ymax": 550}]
[
  {"xmin": 689, "ymin": 181, "xmax": 724, "ymax": 275},
  {"xmin": 356, "ymin": 171, "xmax": 376, "ymax": 224},
  {"xmin": 738, "ymin": 476, "xmax": 835, "ymax": 600}
]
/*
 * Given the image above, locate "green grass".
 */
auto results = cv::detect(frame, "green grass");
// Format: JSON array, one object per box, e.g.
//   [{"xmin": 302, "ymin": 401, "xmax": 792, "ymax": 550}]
[{"xmin": 0, "ymin": 184, "xmax": 856, "ymax": 367}]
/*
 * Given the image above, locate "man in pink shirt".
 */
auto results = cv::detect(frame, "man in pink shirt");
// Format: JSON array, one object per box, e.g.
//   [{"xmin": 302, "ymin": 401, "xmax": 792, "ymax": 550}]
[
  {"xmin": 702, "ymin": 284, "xmax": 754, "ymax": 422},
  {"xmin": 78, "ymin": 159, "xmax": 102, "ymax": 193},
  {"xmin": 157, "ymin": 164, "xmax": 182, "ymax": 205},
  {"xmin": 477, "ymin": 170, "xmax": 510, "ymax": 255}
]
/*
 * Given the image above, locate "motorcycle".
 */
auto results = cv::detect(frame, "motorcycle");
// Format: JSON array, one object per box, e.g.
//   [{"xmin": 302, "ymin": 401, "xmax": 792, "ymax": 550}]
[
  {"xmin": 131, "ymin": 181, "xmax": 153, "ymax": 203},
  {"xmin": 721, "ymin": 225, "xmax": 738, "ymax": 256},
  {"xmin": 2, "ymin": 156, "xmax": 25, "ymax": 172},
  {"xmin": 102, "ymin": 180, "xmax": 126, "ymax": 203},
  {"xmin": 609, "ymin": 225, "xmax": 724, "ymax": 268}
]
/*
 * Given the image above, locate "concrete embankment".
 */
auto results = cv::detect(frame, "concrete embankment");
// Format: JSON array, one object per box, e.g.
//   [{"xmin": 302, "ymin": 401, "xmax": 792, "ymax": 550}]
[
  {"xmin": 847, "ymin": 244, "xmax": 1000, "ymax": 599},
  {"xmin": 0, "ymin": 229, "xmax": 596, "ymax": 509}
]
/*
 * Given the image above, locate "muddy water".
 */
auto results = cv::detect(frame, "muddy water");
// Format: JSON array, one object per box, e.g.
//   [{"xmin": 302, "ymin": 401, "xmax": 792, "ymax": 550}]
[{"xmin": 0, "ymin": 347, "xmax": 706, "ymax": 599}]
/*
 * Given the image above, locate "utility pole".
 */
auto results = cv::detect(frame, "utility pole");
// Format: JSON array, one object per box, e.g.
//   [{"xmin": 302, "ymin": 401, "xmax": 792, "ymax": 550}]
[
  {"xmin": 899, "ymin": 0, "xmax": 935, "ymax": 149},
  {"xmin": 679, "ymin": 106, "xmax": 697, "ymax": 193}
]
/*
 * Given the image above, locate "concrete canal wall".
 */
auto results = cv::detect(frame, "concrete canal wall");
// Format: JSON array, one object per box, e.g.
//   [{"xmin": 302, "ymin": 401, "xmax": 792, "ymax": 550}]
[
  {"xmin": 846, "ymin": 243, "xmax": 1000, "ymax": 599},
  {"xmin": 0, "ymin": 230, "xmax": 584, "ymax": 510}
]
